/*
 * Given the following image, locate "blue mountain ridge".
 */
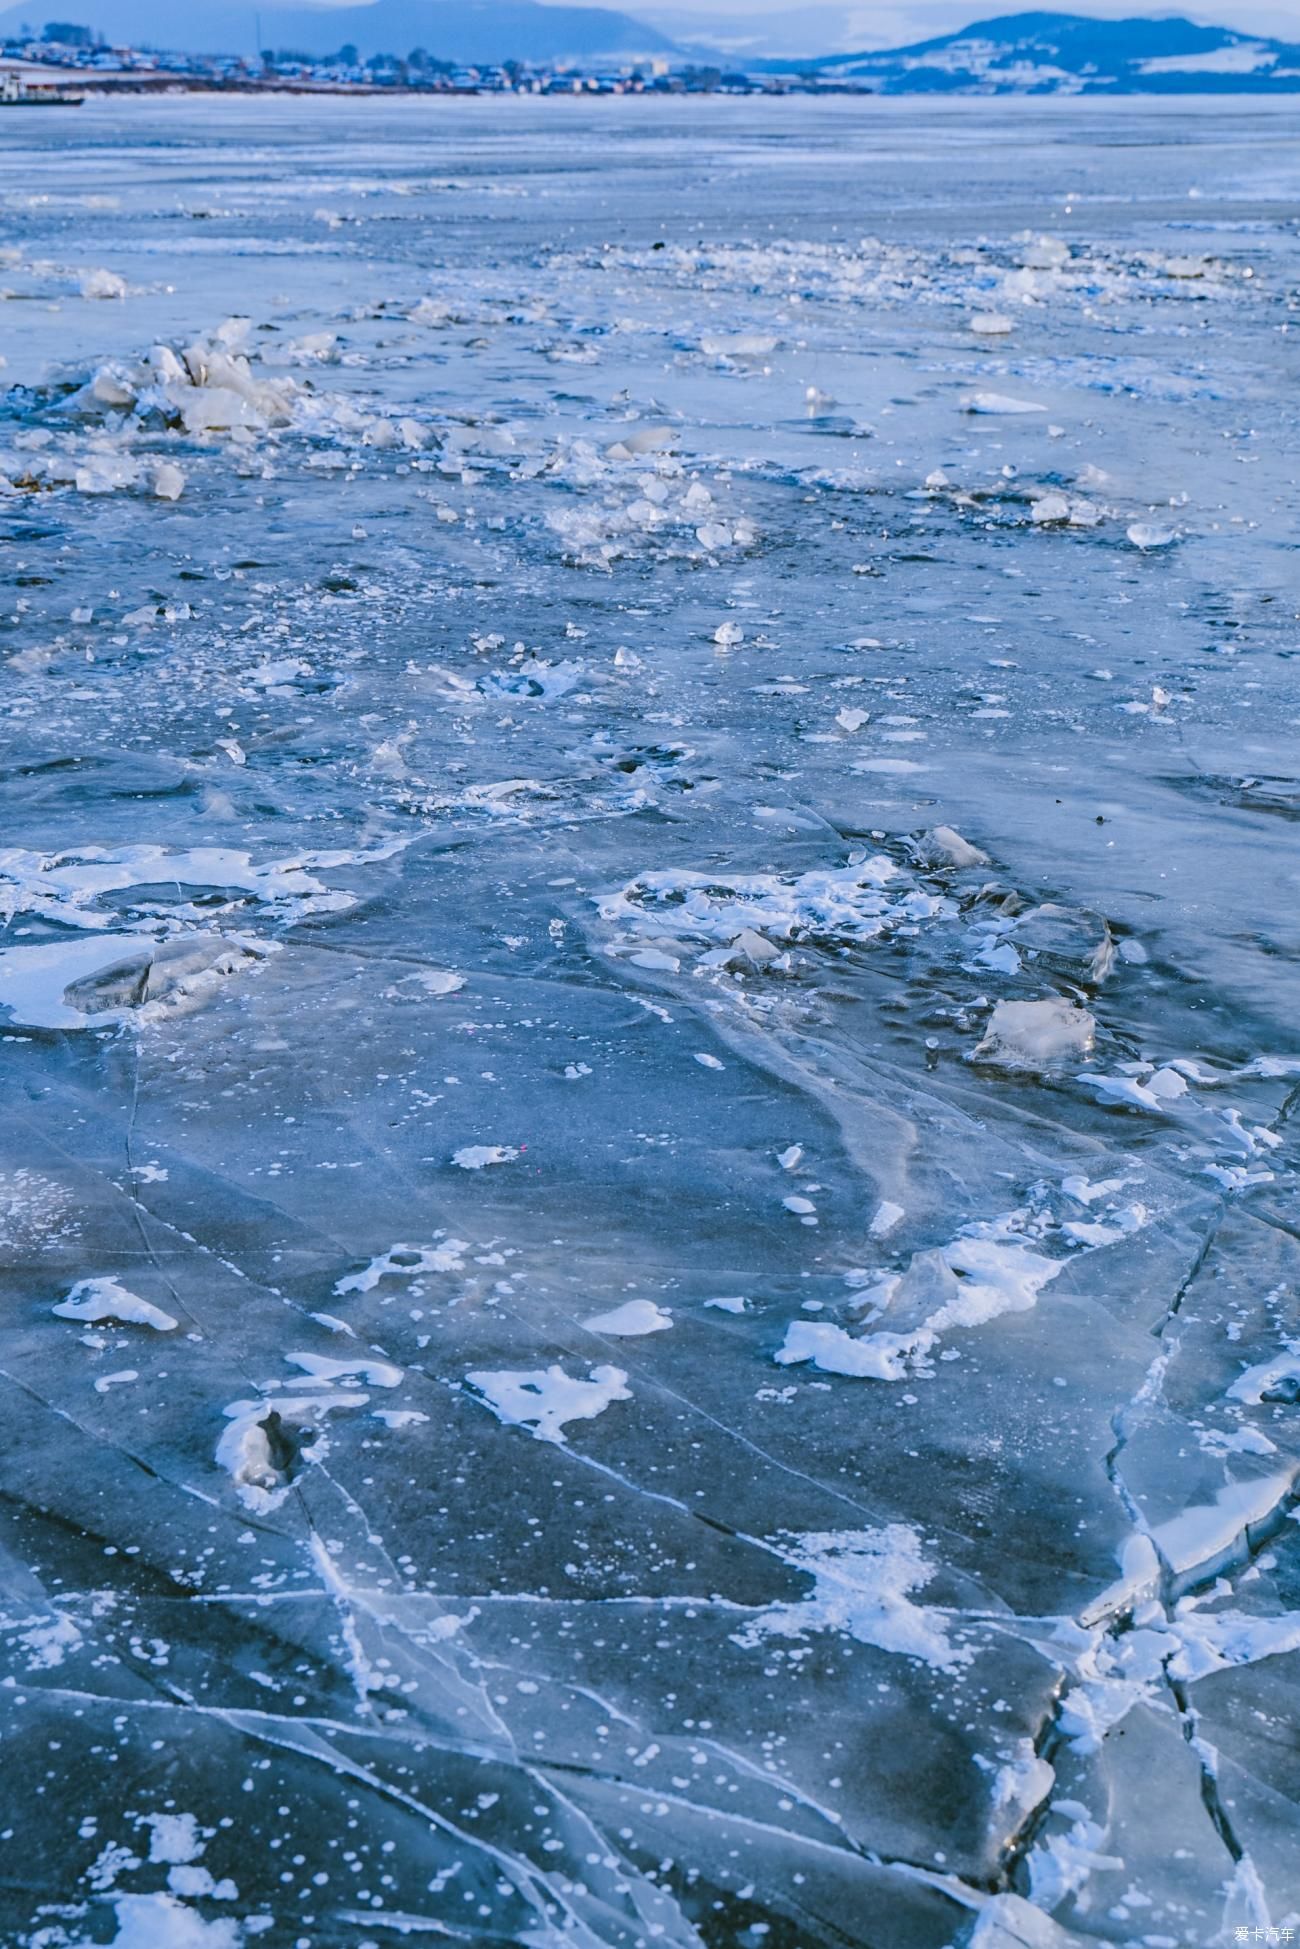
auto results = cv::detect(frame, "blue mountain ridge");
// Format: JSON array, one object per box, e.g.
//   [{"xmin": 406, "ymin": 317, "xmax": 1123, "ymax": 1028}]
[{"xmin": 0, "ymin": 0, "xmax": 676, "ymax": 60}]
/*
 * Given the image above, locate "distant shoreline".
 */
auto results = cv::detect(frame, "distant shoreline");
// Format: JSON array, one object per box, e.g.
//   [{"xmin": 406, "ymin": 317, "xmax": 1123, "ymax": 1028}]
[{"xmin": 8, "ymin": 77, "xmax": 1300, "ymax": 100}]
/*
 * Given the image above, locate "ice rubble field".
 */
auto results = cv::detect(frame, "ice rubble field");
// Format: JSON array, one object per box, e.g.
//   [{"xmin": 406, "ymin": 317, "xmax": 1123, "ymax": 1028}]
[{"xmin": 0, "ymin": 92, "xmax": 1298, "ymax": 1949}]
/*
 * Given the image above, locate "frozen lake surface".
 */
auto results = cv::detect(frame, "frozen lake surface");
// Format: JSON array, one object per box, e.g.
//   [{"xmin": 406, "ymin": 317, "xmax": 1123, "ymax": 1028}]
[{"xmin": 1, "ymin": 93, "xmax": 1298, "ymax": 1948}]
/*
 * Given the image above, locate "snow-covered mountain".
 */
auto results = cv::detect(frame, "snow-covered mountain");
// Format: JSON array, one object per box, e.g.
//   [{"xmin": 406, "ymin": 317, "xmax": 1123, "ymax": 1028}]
[{"xmin": 808, "ymin": 10, "xmax": 1300, "ymax": 89}]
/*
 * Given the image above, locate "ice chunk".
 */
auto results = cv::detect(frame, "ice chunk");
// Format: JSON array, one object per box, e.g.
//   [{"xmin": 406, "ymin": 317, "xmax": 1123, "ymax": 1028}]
[
  {"xmin": 1153, "ymin": 1470, "xmax": 1297, "ymax": 1584},
  {"xmin": 1031, "ymin": 493, "xmax": 1071, "ymax": 524},
  {"xmin": 451, "ymin": 1144, "xmax": 518, "ymax": 1170},
  {"xmin": 777, "ymin": 1320, "xmax": 908, "ymax": 1381},
  {"xmin": 1078, "ymin": 1065, "xmax": 1189, "ymax": 1112},
  {"xmin": 0, "ymin": 931, "xmax": 255, "ymax": 1032},
  {"xmin": 700, "ymin": 332, "xmax": 778, "ymax": 358},
  {"xmin": 401, "ymin": 969, "xmax": 464, "ymax": 996},
  {"xmin": 1127, "ymin": 522, "xmax": 1178, "ymax": 549},
  {"xmin": 151, "ymin": 462, "xmax": 185, "ymax": 500},
  {"xmin": 53, "ymin": 1277, "xmax": 177, "ymax": 1333},
  {"xmin": 605, "ymin": 424, "xmax": 676, "ymax": 459},
  {"xmin": 963, "ymin": 392, "xmax": 1045, "ymax": 415},
  {"xmin": 974, "ymin": 998, "xmax": 1096, "ymax": 1070},
  {"xmin": 913, "ymin": 824, "xmax": 989, "ymax": 869},
  {"xmin": 79, "ymin": 268, "xmax": 128, "ymax": 300},
  {"xmin": 1019, "ymin": 235, "xmax": 1070, "ymax": 269},
  {"xmin": 970, "ymin": 312, "xmax": 1014, "ymax": 335},
  {"xmin": 582, "ymin": 1299, "xmax": 673, "ymax": 1336},
  {"xmin": 75, "ymin": 451, "xmax": 143, "ymax": 495},
  {"xmin": 1010, "ymin": 904, "xmax": 1114, "ymax": 983},
  {"xmin": 465, "ymin": 1363, "xmax": 630, "ymax": 1443}
]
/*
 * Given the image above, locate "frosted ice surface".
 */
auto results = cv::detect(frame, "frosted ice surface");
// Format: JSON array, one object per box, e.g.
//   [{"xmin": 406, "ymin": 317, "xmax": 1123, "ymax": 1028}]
[{"xmin": 0, "ymin": 94, "xmax": 1297, "ymax": 1949}]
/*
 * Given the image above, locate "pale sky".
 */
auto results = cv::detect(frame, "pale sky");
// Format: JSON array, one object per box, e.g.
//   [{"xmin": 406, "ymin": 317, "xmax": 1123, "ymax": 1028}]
[{"xmin": 292, "ymin": 0, "xmax": 1300, "ymax": 50}]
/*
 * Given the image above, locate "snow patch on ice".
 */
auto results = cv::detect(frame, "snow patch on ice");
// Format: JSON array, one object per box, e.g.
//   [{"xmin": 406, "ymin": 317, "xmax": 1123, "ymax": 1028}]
[
  {"xmin": 53, "ymin": 1276, "xmax": 177, "ymax": 1332},
  {"xmin": 466, "ymin": 1363, "xmax": 630, "ymax": 1443},
  {"xmin": 582, "ymin": 1300, "xmax": 673, "ymax": 1336},
  {"xmin": 733, "ymin": 1526, "xmax": 968, "ymax": 1671},
  {"xmin": 452, "ymin": 1144, "xmax": 518, "ymax": 1170}
]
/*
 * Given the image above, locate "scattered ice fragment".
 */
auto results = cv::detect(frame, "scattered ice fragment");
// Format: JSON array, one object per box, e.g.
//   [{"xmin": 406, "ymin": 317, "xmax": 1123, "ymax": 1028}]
[
  {"xmin": 1031, "ymin": 493, "xmax": 1071, "ymax": 524},
  {"xmin": 605, "ymin": 424, "xmax": 676, "ymax": 459},
  {"xmin": 151, "ymin": 462, "xmax": 185, "ymax": 501},
  {"xmin": 777, "ymin": 1144, "xmax": 803, "ymax": 1171},
  {"xmin": 248, "ymin": 656, "xmax": 311, "ymax": 690},
  {"xmin": 1077, "ymin": 1065, "xmax": 1188, "ymax": 1112},
  {"xmin": 970, "ymin": 312, "xmax": 1014, "ymax": 335},
  {"xmin": 963, "ymin": 392, "xmax": 1045, "ymax": 415},
  {"xmin": 914, "ymin": 825, "xmax": 989, "ymax": 869},
  {"xmin": 582, "ymin": 1299, "xmax": 673, "ymax": 1336},
  {"xmin": 706, "ymin": 1295, "xmax": 749, "ymax": 1314},
  {"xmin": 399, "ymin": 969, "xmax": 464, "ymax": 996},
  {"xmin": 600, "ymin": 853, "xmax": 948, "ymax": 964},
  {"xmin": 971, "ymin": 939, "xmax": 1022, "ymax": 976},
  {"xmin": 700, "ymin": 331, "xmax": 777, "ymax": 358},
  {"xmin": 713, "ymin": 621, "xmax": 744, "ymax": 647},
  {"xmin": 285, "ymin": 1351, "xmax": 403, "ymax": 1387},
  {"xmin": 694, "ymin": 1051, "xmax": 724, "ymax": 1070},
  {"xmin": 777, "ymin": 1320, "xmax": 906, "ymax": 1380},
  {"xmin": 974, "ymin": 998, "xmax": 1096, "ymax": 1070},
  {"xmin": 852, "ymin": 755, "xmax": 926, "ymax": 775},
  {"xmin": 80, "ymin": 268, "xmax": 128, "ymax": 300},
  {"xmin": 53, "ymin": 1276, "xmax": 177, "ymax": 1333},
  {"xmin": 870, "ymin": 1201, "xmax": 905, "ymax": 1238},
  {"xmin": 1126, "ymin": 522, "xmax": 1178, "ymax": 549},
  {"xmin": 1062, "ymin": 1173, "xmax": 1131, "ymax": 1205},
  {"xmin": 465, "ymin": 1363, "xmax": 630, "ymax": 1443},
  {"xmin": 452, "ymin": 1145, "xmax": 518, "ymax": 1170}
]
